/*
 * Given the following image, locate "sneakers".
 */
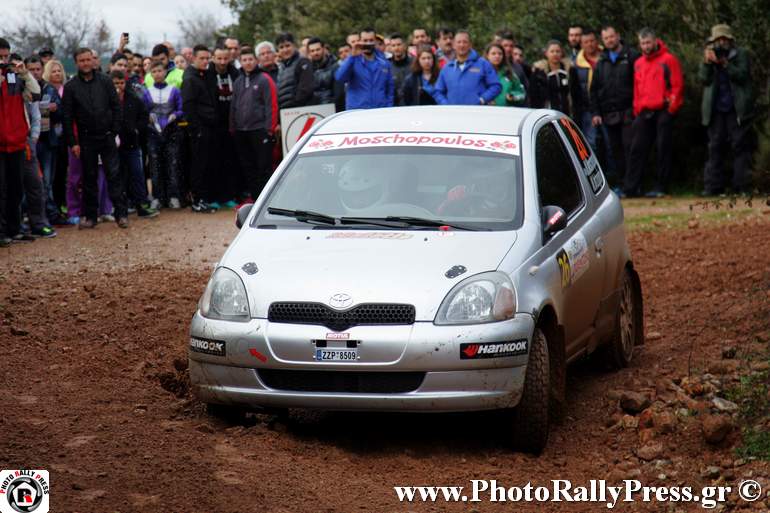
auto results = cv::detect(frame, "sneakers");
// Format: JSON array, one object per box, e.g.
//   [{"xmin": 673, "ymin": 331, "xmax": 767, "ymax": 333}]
[
  {"xmin": 0, "ymin": 236, "xmax": 11, "ymax": 247},
  {"xmin": 644, "ymin": 190, "xmax": 665, "ymax": 199},
  {"xmin": 137, "ymin": 204, "xmax": 159, "ymax": 218},
  {"xmin": 12, "ymin": 233, "xmax": 35, "ymax": 243},
  {"xmin": 191, "ymin": 200, "xmax": 216, "ymax": 213},
  {"xmin": 79, "ymin": 218, "xmax": 96, "ymax": 229},
  {"xmin": 128, "ymin": 207, "xmax": 137, "ymax": 215},
  {"xmin": 31, "ymin": 226, "xmax": 57, "ymax": 238},
  {"xmin": 117, "ymin": 217, "xmax": 129, "ymax": 229},
  {"xmin": 223, "ymin": 200, "xmax": 238, "ymax": 209},
  {"xmin": 149, "ymin": 198, "xmax": 161, "ymax": 210},
  {"xmin": 67, "ymin": 216, "xmax": 81, "ymax": 225},
  {"xmin": 168, "ymin": 197, "xmax": 181, "ymax": 209},
  {"xmin": 99, "ymin": 214, "xmax": 116, "ymax": 223},
  {"xmin": 208, "ymin": 201, "xmax": 221, "ymax": 210}
]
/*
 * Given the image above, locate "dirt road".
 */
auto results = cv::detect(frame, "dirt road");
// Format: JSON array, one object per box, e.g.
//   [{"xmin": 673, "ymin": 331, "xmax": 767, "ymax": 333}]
[{"xmin": 1, "ymin": 204, "xmax": 769, "ymax": 512}]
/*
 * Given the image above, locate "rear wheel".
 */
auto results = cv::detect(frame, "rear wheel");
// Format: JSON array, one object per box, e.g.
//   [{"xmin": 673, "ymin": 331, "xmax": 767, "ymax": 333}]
[
  {"xmin": 510, "ymin": 327, "xmax": 550, "ymax": 454},
  {"xmin": 604, "ymin": 268, "xmax": 643, "ymax": 368}
]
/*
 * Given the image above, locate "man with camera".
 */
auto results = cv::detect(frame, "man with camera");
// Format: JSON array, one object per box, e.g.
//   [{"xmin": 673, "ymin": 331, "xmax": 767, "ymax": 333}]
[
  {"xmin": 699, "ymin": 24, "xmax": 754, "ymax": 196},
  {"xmin": 0, "ymin": 37, "xmax": 41, "ymax": 246},
  {"xmin": 335, "ymin": 27, "xmax": 395, "ymax": 109}
]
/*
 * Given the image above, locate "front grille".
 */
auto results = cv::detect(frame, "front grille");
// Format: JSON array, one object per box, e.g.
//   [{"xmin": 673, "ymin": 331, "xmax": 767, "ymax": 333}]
[
  {"xmin": 257, "ymin": 369, "xmax": 425, "ymax": 393},
  {"xmin": 268, "ymin": 302, "xmax": 415, "ymax": 331}
]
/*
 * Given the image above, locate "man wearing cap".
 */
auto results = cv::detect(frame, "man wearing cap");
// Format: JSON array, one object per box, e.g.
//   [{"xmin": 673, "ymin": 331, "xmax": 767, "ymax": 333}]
[{"xmin": 699, "ymin": 24, "xmax": 754, "ymax": 196}]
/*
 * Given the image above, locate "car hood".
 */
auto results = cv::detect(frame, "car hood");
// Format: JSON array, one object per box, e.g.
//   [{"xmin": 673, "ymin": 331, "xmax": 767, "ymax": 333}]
[{"xmin": 222, "ymin": 228, "xmax": 517, "ymax": 320}]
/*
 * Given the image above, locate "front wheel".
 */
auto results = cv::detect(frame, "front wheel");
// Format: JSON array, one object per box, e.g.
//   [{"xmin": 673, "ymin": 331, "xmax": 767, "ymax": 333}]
[{"xmin": 509, "ymin": 327, "xmax": 550, "ymax": 454}]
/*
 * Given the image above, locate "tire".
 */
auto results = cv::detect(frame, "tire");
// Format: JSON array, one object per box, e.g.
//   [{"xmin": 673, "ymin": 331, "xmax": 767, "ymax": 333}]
[
  {"xmin": 510, "ymin": 327, "xmax": 550, "ymax": 454},
  {"xmin": 604, "ymin": 268, "xmax": 643, "ymax": 369}
]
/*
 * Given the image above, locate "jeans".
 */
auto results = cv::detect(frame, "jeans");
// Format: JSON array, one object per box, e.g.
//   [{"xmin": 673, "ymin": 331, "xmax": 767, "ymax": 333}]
[
  {"xmin": 580, "ymin": 111, "xmax": 616, "ymax": 181},
  {"xmin": 147, "ymin": 127, "xmax": 182, "ymax": 202},
  {"xmin": 189, "ymin": 126, "xmax": 214, "ymax": 202},
  {"xmin": 624, "ymin": 110, "xmax": 673, "ymax": 196},
  {"xmin": 120, "ymin": 147, "xmax": 149, "ymax": 206},
  {"xmin": 22, "ymin": 140, "xmax": 49, "ymax": 230},
  {"xmin": 36, "ymin": 138, "xmax": 59, "ymax": 220}
]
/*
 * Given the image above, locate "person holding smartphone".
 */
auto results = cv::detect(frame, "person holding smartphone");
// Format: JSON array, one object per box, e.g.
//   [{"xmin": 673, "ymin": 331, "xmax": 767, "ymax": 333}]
[
  {"xmin": 0, "ymin": 38, "xmax": 41, "ymax": 246},
  {"xmin": 334, "ymin": 27, "xmax": 395, "ymax": 109}
]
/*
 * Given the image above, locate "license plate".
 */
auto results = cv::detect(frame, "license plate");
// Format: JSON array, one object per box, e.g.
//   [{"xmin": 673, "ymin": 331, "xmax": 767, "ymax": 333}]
[{"xmin": 315, "ymin": 348, "xmax": 357, "ymax": 361}]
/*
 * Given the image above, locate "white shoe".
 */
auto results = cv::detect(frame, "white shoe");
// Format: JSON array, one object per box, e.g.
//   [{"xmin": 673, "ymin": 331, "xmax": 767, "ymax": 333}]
[
  {"xmin": 150, "ymin": 198, "xmax": 161, "ymax": 210},
  {"xmin": 99, "ymin": 214, "xmax": 115, "ymax": 223},
  {"xmin": 169, "ymin": 197, "xmax": 181, "ymax": 209}
]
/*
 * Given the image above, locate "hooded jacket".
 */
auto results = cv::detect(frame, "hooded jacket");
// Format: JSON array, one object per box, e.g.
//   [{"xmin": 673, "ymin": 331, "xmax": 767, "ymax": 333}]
[
  {"xmin": 144, "ymin": 61, "xmax": 184, "ymax": 89},
  {"xmin": 433, "ymin": 50, "xmax": 501, "ymax": 105},
  {"xmin": 389, "ymin": 54, "xmax": 412, "ymax": 106},
  {"xmin": 589, "ymin": 44, "xmax": 639, "ymax": 117},
  {"xmin": 62, "ymin": 71, "xmax": 121, "ymax": 145},
  {"xmin": 230, "ymin": 69, "xmax": 278, "ymax": 133},
  {"xmin": 335, "ymin": 50, "xmax": 395, "ymax": 109},
  {"xmin": 0, "ymin": 68, "xmax": 39, "ymax": 153},
  {"xmin": 632, "ymin": 39, "xmax": 684, "ymax": 115},
  {"xmin": 699, "ymin": 46, "xmax": 753, "ymax": 126}
]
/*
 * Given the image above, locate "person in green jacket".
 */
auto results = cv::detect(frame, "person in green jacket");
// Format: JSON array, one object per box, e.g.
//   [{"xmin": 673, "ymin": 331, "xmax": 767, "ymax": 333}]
[
  {"xmin": 484, "ymin": 43, "xmax": 525, "ymax": 107},
  {"xmin": 699, "ymin": 24, "xmax": 754, "ymax": 195},
  {"xmin": 144, "ymin": 44, "xmax": 184, "ymax": 89}
]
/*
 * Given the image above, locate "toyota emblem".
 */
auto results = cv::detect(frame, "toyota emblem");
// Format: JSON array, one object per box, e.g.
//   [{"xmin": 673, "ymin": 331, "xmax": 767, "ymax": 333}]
[{"xmin": 329, "ymin": 293, "xmax": 353, "ymax": 309}]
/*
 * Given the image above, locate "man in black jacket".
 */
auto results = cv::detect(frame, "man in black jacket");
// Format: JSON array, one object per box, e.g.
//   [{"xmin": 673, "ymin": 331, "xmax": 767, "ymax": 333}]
[
  {"xmin": 181, "ymin": 45, "xmax": 218, "ymax": 212},
  {"xmin": 388, "ymin": 33, "xmax": 412, "ymax": 106},
  {"xmin": 307, "ymin": 37, "xmax": 339, "ymax": 106},
  {"xmin": 111, "ymin": 70, "xmax": 157, "ymax": 218},
  {"xmin": 590, "ymin": 25, "xmax": 639, "ymax": 189},
  {"xmin": 210, "ymin": 45, "xmax": 241, "ymax": 207},
  {"xmin": 62, "ymin": 47, "xmax": 128, "ymax": 229},
  {"xmin": 275, "ymin": 33, "xmax": 314, "ymax": 110}
]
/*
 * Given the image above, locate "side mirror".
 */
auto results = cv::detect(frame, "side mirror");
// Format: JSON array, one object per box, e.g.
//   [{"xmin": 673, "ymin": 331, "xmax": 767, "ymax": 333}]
[
  {"xmin": 235, "ymin": 203, "xmax": 254, "ymax": 229},
  {"xmin": 542, "ymin": 205, "xmax": 567, "ymax": 236}
]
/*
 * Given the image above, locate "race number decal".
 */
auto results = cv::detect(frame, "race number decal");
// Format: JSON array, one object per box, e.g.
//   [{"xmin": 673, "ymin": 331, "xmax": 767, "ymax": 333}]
[{"xmin": 555, "ymin": 232, "xmax": 590, "ymax": 288}]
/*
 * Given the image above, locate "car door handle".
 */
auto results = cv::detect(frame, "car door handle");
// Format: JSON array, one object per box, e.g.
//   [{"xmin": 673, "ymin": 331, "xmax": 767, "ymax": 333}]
[{"xmin": 594, "ymin": 237, "xmax": 605, "ymax": 254}]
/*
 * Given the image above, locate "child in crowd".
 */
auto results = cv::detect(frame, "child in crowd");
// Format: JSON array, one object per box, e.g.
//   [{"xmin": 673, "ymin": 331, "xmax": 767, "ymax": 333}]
[{"xmin": 142, "ymin": 61, "xmax": 184, "ymax": 209}]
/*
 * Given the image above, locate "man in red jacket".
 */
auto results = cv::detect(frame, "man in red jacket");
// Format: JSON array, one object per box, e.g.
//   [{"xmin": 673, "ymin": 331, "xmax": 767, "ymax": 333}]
[
  {"xmin": 0, "ymin": 37, "xmax": 41, "ymax": 246},
  {"xmin": 623, "ymin": 28, "xmax": 684, "ymax": 198}
]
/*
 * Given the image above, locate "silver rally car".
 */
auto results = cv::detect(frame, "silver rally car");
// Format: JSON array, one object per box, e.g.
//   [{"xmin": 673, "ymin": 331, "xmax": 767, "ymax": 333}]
[{"xmin": 189, "ymin": 106, "xmax": 643, "ymax": 452}]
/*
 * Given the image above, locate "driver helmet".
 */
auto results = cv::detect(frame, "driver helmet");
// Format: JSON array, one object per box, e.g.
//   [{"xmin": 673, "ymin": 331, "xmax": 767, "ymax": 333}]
[{"xmin": 337, "ymin": 160, "xmax": 389, "ymax": 212}]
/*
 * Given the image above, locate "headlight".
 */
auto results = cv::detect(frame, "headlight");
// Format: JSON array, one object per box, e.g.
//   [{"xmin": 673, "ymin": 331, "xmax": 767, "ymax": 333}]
[
  {"xmin": 199, "ymin": 267, "xmax": 250, "ymax": 322},
  {"xmin": 435, "ymin": 271, "xmax": 516, "ymax": 325}
]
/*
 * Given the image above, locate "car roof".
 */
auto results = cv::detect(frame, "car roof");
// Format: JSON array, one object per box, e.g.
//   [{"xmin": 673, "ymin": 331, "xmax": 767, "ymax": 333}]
[{"xmin": 314, "ymin": 106, "xmax": 543, "ymax": 137}]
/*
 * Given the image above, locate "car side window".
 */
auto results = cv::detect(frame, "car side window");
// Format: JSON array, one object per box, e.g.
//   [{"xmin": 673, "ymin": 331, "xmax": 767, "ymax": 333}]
[
  {"xmin": 535, "ymin": 123, "xmax": 583, "ymax": 216},
  {"xmin": 557, "ymin": 118, "xmax": 605, "ymax": 195}
]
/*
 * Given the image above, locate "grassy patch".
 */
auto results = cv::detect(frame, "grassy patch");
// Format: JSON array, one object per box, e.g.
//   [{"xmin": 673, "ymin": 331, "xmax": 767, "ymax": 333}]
[
  {"xmin": 625, "ymin": 209, "xmax": 755, "ymax": 232},
  {"xmin": 725, "ymin": 370, "xmax": 770, "ymax": 460}
]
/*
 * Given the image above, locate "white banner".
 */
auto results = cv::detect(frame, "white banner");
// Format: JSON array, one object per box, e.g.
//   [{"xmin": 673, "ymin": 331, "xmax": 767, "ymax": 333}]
[
  {"xmin": 280, "ymin": 104, "xmax": 337, "ymax": 155},
  {"xmin": 300, "ymin": 132, "xmax": 520, "ymax": 156}
]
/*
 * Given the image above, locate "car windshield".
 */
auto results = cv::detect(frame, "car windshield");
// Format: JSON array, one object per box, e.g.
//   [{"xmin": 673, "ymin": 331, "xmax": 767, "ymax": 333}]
[{"xmin": 254, "ymin": 144, "xmax": 523, "ymax": 231}]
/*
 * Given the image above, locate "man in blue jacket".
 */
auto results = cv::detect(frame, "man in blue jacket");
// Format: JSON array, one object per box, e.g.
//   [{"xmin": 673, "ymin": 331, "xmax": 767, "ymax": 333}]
[
  {"xmin": 434, "ymin": 31, "xmax": 501, "ymax": 105},
  {"xmin": 334, "ymin": 28, "xmax": 394, "ymax": 109}
]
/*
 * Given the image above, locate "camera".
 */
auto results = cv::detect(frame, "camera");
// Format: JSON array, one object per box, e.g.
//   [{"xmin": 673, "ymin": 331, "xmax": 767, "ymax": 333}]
[{"xmin": 714, "ymin": 46, "xmax": 728, "ymax": 60}]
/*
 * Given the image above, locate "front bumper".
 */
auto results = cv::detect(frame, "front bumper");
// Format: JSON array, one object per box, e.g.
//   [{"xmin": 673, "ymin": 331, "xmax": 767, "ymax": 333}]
[{"xmin": 188, "ymin": 312, "xmax": 535, "ymax": 412}]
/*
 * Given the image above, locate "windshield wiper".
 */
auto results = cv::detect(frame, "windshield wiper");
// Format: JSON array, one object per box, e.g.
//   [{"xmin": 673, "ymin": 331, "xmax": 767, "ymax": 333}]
[
  {"xmin": 267, "ymin": 207, "xmax": 337, "ymax": 225},
  {"xmin": 340, "ymin": 216, "xmax": 479, "ymax": 231}
]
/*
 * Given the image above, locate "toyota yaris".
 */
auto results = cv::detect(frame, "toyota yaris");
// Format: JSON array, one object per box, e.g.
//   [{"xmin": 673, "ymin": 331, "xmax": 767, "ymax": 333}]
[{"xmin": 189, "ymin": 106, "xmax": 643, "ymax": 453}]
